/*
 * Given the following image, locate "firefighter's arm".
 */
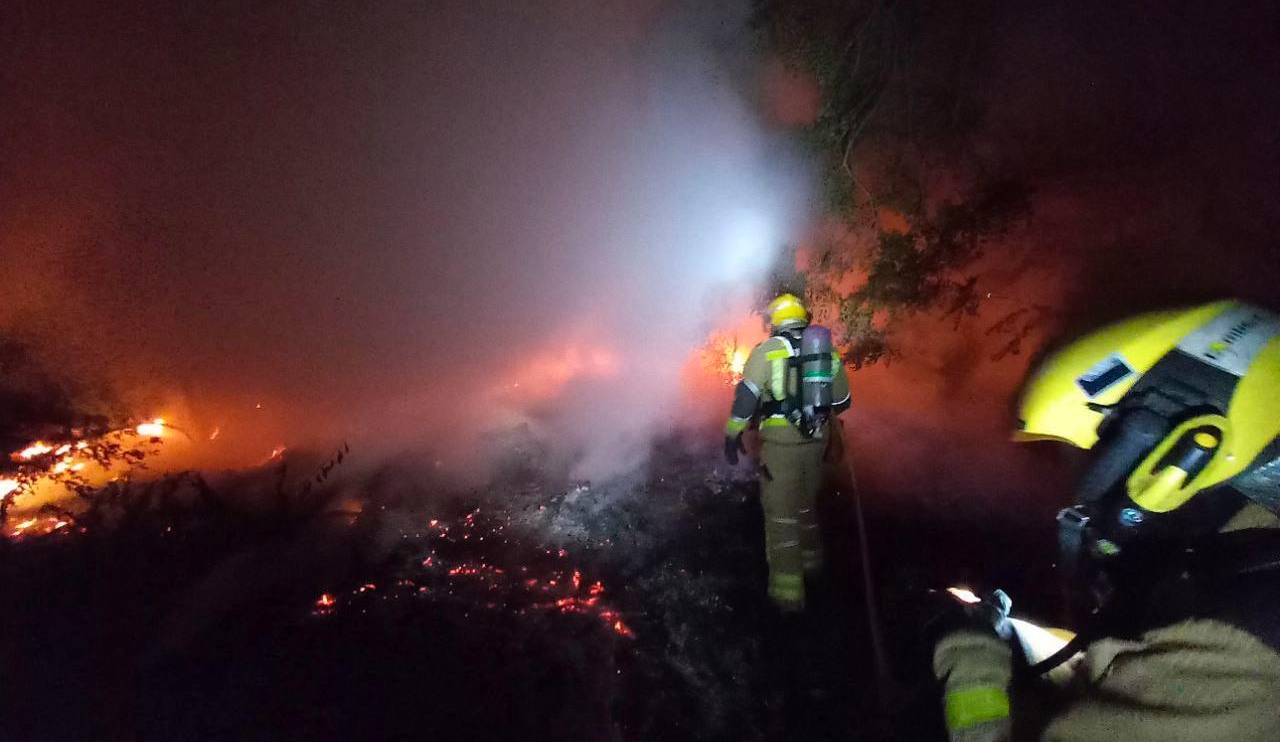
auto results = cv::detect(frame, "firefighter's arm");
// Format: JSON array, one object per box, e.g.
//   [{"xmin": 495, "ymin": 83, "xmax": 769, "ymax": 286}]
[
  {"xmin": 934, "ymin": 630, "xmax": 1013, "ymax": 742},
  {"xmin": 725, "ymin": 345, "xmax": 769, "ymax": 437},
  {"xmin": 831, "ymin": 353, "xmax": 851, "ymax": 415},
  {"xmin": 1038, "ymin": 620, "xmax": 1280, "ymax": 741}
]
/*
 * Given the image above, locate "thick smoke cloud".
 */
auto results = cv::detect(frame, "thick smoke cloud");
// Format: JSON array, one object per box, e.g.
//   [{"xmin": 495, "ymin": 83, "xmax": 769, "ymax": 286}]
[{"xmin": 0, "ymin": 1, "xmax": 808, "ymax": 478}]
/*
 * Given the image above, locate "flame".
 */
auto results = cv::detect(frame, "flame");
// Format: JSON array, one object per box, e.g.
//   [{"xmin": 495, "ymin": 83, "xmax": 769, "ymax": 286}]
[
  {"xmin": 946, "ymin": 586, "xmax": 983, "ymax": 604},
  {"xmin": 7, "ymin": 514, "xmax": 71, "ymax": 539},
  {"xmin": 702, "ymin": 336, "xmax": 750, "ymax": 386},
  {"xmin": 136, "ymin": 418, "xmax": 166, "ymax": 437},
  {"xmin": 16, "ymin": 442, "xmax": 53, "ymax": 460},
  {"xmin": 2, "ymin": 417, "xmax": 171, "ymax": 538},
  {"xmin": 728, "ymin": 346, "xmax": 748, "ymax": 379}
]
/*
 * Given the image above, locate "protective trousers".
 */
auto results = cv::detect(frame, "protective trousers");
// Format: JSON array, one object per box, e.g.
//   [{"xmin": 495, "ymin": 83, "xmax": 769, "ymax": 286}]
[{"xmin": 759, "ymin": 439, "xmax": 825, "ymax": 612}]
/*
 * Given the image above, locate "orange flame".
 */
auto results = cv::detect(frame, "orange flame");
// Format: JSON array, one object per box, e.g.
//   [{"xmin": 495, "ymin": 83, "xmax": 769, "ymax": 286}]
[
  {"xmin": 702, "ymin": 336, "xmax": 750, "ymax": 386},
  {"xmin": 135, "ymin": 418, "xmax": 166, "ymax": 438},
  {"xmin": 3, "ymin": 417, "xmax": 171, "ymax": 538},
  {"xmin": 15, "ymin": 442, "xmax": 53, "ymax": 461}
]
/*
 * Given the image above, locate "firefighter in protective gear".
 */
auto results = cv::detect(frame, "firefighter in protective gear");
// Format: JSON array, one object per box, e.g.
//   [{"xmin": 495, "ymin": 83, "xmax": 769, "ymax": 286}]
[
  {"xmin": 723, "ymin": 293, "xmax": 852, "ymax": 612},
  {"xmin": 934, "ymin": 300, "xmax": 1280, "ymax": 742}
]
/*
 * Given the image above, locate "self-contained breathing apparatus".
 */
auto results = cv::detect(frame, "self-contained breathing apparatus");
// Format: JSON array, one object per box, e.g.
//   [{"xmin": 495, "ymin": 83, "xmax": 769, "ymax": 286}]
[{"xmin": 762, "ymin": 325, "xmax": 837, "ymax": 438}]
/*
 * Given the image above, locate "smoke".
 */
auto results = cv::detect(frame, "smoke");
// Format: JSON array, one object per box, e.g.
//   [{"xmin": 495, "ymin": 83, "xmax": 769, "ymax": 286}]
[
  {"xmin": 5, "ymin": 0, "xmax": 1276, "ymax": 509},
  {"xmin": 0, "ymin": 1, "xmax": 810, "ymax": 480}
]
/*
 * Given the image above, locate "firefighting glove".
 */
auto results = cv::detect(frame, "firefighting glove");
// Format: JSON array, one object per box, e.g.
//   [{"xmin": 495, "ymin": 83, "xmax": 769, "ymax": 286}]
[
  {"xmin": 922, "ymin": 588, "xmax": 1014, "ymax": 649},
  {"xmin": 723, "ymin": 434, "xmax": 745, "ymax": 465}
]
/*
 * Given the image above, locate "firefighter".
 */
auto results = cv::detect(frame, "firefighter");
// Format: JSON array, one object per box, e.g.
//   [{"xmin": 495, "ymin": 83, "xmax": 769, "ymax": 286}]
[
  {"xmin": 723, "ymin": 293, "xmax": 852, "ymax": 612},
  {"xmin": 934, "ymin": 300, "xmax": 1280, "ymax": 741}
]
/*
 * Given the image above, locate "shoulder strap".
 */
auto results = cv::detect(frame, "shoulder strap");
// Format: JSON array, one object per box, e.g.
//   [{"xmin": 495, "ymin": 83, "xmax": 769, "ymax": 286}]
[{"xmin": 772, "ymin": 333, "xmax": 799, "ymax": 355}]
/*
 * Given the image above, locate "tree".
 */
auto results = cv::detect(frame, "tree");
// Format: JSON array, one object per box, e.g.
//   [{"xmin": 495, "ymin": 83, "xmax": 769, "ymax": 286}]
[{"xmin": 753, "ymin": 0, "xmax": 1037, "ymax": 365}]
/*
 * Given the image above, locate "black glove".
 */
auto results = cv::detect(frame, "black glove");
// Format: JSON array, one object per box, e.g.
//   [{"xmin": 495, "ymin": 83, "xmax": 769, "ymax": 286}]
[{"xmin": 723, "ymin": 434, "xmax": 745, "ymax": 465}]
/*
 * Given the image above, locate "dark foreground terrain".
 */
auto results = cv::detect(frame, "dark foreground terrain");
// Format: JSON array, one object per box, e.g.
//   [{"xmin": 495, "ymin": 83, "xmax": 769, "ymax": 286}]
[{"xmin": 1, "ymin": 436, "xmax": 1057, "ymax": 741}]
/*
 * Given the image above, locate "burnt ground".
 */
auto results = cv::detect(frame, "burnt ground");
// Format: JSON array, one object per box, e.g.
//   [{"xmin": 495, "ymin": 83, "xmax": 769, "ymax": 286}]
[{"xmin": 0, "ymin": 436, "xmax": 1058, "ymax": 741}]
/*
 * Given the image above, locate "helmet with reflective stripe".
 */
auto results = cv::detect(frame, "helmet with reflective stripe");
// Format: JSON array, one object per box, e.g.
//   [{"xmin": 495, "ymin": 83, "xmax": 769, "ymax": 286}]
[
  {"xmin": 767, "ymin": 293, "xmax": 808, "ymax": 330},
  {"xmin": 1014, "ymin": 300, "xmax": 1280, "ymax": 576}
]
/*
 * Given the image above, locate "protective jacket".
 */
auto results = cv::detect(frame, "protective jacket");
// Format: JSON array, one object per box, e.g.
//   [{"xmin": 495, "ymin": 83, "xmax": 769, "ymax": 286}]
[
  {"xmin": 935, "ymin": 523, "xmax": 1280, "ymax": 742},
  {"xmin": 725, "ymin": 330, "xmax": 852, "ymax": 444},
  {"xmin": 724, "ymin": 328, "xmax": 852, "ymax": 610}
]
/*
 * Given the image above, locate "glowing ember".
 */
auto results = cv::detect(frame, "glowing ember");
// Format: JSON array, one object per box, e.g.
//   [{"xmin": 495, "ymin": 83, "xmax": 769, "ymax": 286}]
[
  {"xmin": 316, "ymin": 508, "xmax": 636, "ymax": 640},
  {"xmin": 0, "ymin": 480, "xmax": 18, "ymax": 499},
  {"xmin": 313, "ymin": 593, "xmax": 338, "ymax": 615}
]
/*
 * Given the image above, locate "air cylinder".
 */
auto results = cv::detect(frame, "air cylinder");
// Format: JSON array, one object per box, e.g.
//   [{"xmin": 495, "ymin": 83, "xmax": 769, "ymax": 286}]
[{"xmin": 800, "ymin": 325, "xmax": 834, "ymax": 410}]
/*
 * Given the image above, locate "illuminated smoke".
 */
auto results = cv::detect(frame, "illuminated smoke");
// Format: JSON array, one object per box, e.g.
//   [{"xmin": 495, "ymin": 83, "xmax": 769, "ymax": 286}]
[{"xmin": 0, "ymin": 1, "xmax": 808, "ymax": 483}]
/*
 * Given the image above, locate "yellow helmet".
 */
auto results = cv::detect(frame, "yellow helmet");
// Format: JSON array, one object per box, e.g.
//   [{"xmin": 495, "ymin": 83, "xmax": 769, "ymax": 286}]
[
  {"xmin": 767, "ymin": 293, "xmax": 809, "ymax": 329},
  {"xmin": 1016, "ymin": 300, "xmax": 1280, "ymax": 569}
]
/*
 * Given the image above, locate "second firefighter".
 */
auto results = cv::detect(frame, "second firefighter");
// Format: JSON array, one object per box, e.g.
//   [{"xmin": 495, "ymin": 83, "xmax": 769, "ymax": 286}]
[{"xmin": 723, "ymin": 293, "xmax": 852, "ymax": 612}]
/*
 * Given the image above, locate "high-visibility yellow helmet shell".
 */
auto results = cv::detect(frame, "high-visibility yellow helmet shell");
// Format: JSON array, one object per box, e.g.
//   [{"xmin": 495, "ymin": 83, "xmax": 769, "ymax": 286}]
[
  {"xmin": 1016, "ymin": 300, "xmax": 1280, "ymax": 515},
  {"xmin": 1015, "ymin": 302, "xmax": 1230, "ymax": 449},
  {"xmin": 767, "ymin": 293, "xmax": 808, "ymax": 329}
]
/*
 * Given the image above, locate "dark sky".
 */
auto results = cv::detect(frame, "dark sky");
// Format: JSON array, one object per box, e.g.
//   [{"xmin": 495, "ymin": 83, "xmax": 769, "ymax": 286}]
[
  {"xmin": 2, "ymin": 1, "xmax": 1278, "ymax": 492},
  {"xmin": 843, "ymin": 0, "xmax": 1280, "ymax": 518}
]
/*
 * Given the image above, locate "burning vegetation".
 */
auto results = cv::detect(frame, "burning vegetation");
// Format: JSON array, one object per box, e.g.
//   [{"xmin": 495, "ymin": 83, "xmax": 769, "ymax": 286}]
[
  {"xmin": 703, "ymin": 334, "xmax": 751, "ymax": 386},
  {"xmin": 1, "ymin": 417, "xmax": 168, "ymax": 536},
  {"xmin": 0, "ymin": 411, "xmax": 919, "ymax": 741}
]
